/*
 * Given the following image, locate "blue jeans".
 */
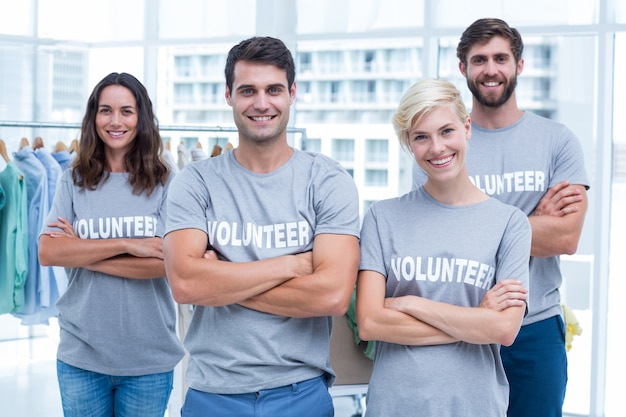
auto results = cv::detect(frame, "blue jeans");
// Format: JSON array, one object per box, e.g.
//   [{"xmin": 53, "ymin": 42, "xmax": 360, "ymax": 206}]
[
  {"xmin": 181, "ymin": 375, "xmax": 334, "ymax": 417},
  {"xmin": 57, "ymin": 360, "xmax": 174, "ymax": 417},
  {"xmin": 501, "ymin": 315, "xmax": 568, "ymax": 417}
]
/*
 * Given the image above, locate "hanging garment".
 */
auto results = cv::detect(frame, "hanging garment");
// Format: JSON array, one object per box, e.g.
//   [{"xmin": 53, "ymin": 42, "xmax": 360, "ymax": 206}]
[
  {"xmin": 177, "ymin": 143, "xmax": 189, "ymax": 169},
  {"xmin": 0, "ymin": 162, "xmax": 28, "ymax": 314},
  {"xmin": 34, "ymin": 147, "xmax": 67, "ymax": 310},
  {"xmin": 12, "ymin": 146, "xmax": 52, "ymax": 324},
  {"xmin": 51, "ymin": 150, "xmax": 74, "ymax": 171},
  {"xmin": 162, "ymin": 149, "xmax": 179, "ymax": 174}
]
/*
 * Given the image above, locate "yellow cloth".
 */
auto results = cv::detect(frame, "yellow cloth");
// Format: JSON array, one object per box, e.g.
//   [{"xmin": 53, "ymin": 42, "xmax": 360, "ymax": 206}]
[{"xmin": 561, "ymin": 303, "xmax": 582, "ymax": 352}]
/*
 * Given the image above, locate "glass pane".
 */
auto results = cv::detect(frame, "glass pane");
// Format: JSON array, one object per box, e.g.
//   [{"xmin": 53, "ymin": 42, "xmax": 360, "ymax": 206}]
[
  {"xmin": 158, "ymin": 0, "xmax": 255, "ymax": 39},
  {"xmin": 606, "ymin": 32, "xmax": 626, "ymax": 417},
  {"xmin": 550, "ymin": 37, "xmax": 596, "ymax": 417},
  {"xmin": 88, "ymin": 48, "xmax": 144, "ymax": 90},
  {"xmin": 305, "ymin": 138, "xmax": 322, "ymax": 153},
  {"xmin": 365, "ymin": 139, "xmax": 388, "ymax": 163},
  {"xmin": 432, "ymin": 0, "xmax": 598, "ymax": 27},
  {"xmin": 332, "ymin": 138, "xmax": 355, "ymax": 162},
  {"xmin": 294, "ymin": 38, "xmax": 422, "ymax": 125},
  {"xmin": 296, "ymin": 0, "xmax": 424, "ymax": 34},
  {"xmin": 0, "ymin": 1, "xmax": 34, "ymax": 36},
  {"xmin": 616, "ymin": 0, "xmax": 626, "ymax": 23},
  {"xmin": 38, "ymin": 0, "xmax": 144, "ymax": 42},
  {"xmin": 364, "ymin": 169, "xmax": 388, "ymax": 186}
]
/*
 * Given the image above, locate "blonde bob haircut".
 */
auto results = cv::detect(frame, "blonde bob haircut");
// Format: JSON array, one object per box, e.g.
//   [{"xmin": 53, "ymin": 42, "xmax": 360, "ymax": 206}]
[{"xmin": 392, "ymin": 78, "xmax": 469, "ymax": 152}]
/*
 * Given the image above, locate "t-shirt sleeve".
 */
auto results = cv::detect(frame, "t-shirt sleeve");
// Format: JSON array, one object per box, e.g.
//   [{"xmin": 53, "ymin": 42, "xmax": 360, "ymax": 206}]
[
  {"xmin": 551, "ymin": 126, "xmax": 590, "ymax": 190},
  {"xmin": 495, "ymin": 207, "xmax": 532, "ymax": 292},
  {"xmin": 165, "ymin": 165, "xmax": 209, "ymax": 236},
  {"xmin": 313, "ymin": 159, "xmax": 360, "ymax": 238},
  {"xmin": 39, "ymin": 170, "xmax": 74, "ymax": 236},
  {"xmin": 358, "ymin": 204, "xmax": 386, "ymax": 277}
]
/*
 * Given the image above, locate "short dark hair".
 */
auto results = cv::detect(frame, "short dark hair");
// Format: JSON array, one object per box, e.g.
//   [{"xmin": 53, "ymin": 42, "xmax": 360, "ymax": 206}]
[
  {"xmin": 224, "ymin": 36, "xmax": 295, "ymax": 93},
  {"xmin": 457, "ymin": 18, "xmax": 524, "ymax": 65}
]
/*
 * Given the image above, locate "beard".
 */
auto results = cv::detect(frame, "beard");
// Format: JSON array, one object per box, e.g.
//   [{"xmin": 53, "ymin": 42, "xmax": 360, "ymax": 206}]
[{"xmin": 467, "ymin": 74, "xmax": 517, "ymax": 108}]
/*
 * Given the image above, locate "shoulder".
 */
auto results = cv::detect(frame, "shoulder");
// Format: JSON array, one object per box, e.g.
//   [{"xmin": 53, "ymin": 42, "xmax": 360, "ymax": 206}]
[
  {"xmin": 293, "ymin": 149, "xmax": 354, "ymax": 185},
  {"xmin": 368, "ymin": 190, "xmax": 419, "ymax": 215},
  {"xmin": 484, "ymin": 198, "xmax": 530, "ymax": 228},
  {"xmin": 523, "ymin": 112, "xmax": 575, "ymax": 136},
  {"xmin": 294, "ymin": 149, "xmax": 344, "ymax": 170}
]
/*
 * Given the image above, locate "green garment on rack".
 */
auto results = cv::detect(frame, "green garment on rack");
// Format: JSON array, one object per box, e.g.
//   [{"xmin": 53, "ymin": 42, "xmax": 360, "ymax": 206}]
[{"xmin": 346, "ymin": 288, "xmax": 376, "ymax": 360}]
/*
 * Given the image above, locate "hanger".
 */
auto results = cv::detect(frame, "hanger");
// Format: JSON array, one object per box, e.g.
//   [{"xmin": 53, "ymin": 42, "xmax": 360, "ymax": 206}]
[
  {"xmin": 210, "ymin": 144, "xmax": 222, "ymax": 157},
  {"xmin": 55, "ymin": 140, "xmax": 68, "ymax": 152},
  {"xmin": 69, "ymin": 138, "xmax": 79, "ymax": 154},
  {"xmin": 0, "ymin": 138, "xmax": 10, "ymax": 162},
  {"xmin": 19, "ymin": 137, "xmax": 30, "ymax": 149},
  {"xmin": 33, "ymin": 136, "xmax": 45, "ymax": 150}
]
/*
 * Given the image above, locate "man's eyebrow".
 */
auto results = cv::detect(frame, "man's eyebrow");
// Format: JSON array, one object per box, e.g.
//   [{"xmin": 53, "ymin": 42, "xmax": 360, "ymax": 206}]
[{"xmin": 236, "ymin": 83, "xmax": 286, "ymax": 91}]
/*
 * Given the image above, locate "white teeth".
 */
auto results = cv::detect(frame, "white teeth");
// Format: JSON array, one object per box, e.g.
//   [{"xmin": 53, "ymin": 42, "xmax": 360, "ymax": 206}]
[
  {"xmin": 109, "ymin": 131, "xmax": 124, "ymax": 137},
  {"xmin": 431, "ymin": 156, "xmax": 453, "ymax": 165},
  {"xmin": 252, "ymin": 116, "xmax": 272, "ymax": 121},
  {"xmin": 484, "ymin": 82, "xmax": 499, "ymax": 87}
]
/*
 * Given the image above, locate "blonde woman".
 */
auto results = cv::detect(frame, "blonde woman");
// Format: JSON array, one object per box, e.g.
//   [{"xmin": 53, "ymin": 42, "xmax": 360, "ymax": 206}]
[{"xmin": 356, "ymin": 78, "xmax": 531, "ymax": 417}]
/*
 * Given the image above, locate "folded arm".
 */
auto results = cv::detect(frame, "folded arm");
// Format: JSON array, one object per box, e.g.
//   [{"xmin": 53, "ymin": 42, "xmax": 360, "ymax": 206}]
[
  {"xmin": 356, "ymin": 270, "xmax": 458, "ymax": 346},
  {"xmin": 357, "ymin": 271, "xmax": 528, "ymax": 347},
  {"xmin": 530, "ymin": 182, "xmax": 588, "ymax": 257},
  {"xmin": 238, "ymin": 233, "xmax": 360, "ymax": 318},
  {"xmin": 386, "ymin": 291, "xmax": 526, "ymax": 346},
  {"xmin": 86, "ymin": 255, "xmax": 166, "ymax": 279},
  {"xmin": 163, "ymin": 227, "xmax": 314, "ymax": 306},
  {"xmin": 39, "ymin": 217, "xmax": 166, "ymax": 279}
]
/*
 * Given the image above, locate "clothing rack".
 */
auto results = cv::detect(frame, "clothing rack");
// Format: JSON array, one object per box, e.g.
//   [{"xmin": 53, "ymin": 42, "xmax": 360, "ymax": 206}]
[{"xmin": 0, "ymin": 121, "xmax": 308, "ymax": 145}]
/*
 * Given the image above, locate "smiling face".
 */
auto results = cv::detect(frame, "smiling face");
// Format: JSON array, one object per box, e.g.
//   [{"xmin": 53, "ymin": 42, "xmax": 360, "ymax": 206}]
[
  {"xmin": 409, "ymin": 104, "xmax": 471, "ymax": 184},
  {"xmin": 460, "ymin": 36, "xmax": 524, "ymax": 108},
  {"xmin": 95, "ymin": 84, "xmax": 138, "ymax": 159},
  {"xmin": 225, "ymin": 60, "xmax": 295, "ymax": 146}
]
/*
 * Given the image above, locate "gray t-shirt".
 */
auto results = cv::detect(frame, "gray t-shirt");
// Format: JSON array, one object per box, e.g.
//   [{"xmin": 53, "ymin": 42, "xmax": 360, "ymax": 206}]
[
  {"xmin": 413, "ymin": 112, "xmax": 589, "ymax": 325},
  {"xmin": 41, "ymin": 170, "xmax": 184, "ymax": 376},
  {"xmin": 165, "ymin": 148, "xmax": 360, "ymax": 394},
  {"xmin": 359, "ymin": 187, "xmax": 531, "ymax": 417}
]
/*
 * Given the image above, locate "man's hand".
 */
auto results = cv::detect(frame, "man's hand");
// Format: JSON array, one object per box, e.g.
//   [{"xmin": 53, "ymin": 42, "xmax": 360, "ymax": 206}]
[{"xmin": 533, "ymin": 181, "xmax": 583, "ymax": 217}]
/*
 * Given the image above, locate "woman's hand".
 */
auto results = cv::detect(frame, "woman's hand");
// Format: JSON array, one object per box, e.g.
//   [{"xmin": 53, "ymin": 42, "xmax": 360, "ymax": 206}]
[{"xmin": 480, "ymin": 279, "xmax": 528, "ymax": 311}]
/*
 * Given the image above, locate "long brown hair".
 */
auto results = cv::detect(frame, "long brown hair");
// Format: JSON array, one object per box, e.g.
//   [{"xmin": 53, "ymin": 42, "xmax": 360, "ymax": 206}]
[{"xmin": 72, "ymin": 72, "xmax": 168, "ymax": 195}]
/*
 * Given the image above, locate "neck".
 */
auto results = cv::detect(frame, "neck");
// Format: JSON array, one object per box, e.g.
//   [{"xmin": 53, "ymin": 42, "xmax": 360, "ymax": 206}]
[
  {"xmin": 470, "ymin": 95, "xmax": 524, "ymax": 130},
  {"xmin": 423, "ymin": 175, "xmax": 487, "ymax": 206},
  {"xmin": 105, "ymin": 150, "xmax": 127, "ymax": 173},
  {"xmin": 233, "ymin": 140, "xmax": 293, "ymax": 173}
]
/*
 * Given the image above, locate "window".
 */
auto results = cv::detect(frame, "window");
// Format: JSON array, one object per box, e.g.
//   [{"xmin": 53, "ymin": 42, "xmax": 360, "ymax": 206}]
[
  {"xmin": 352, "ymin": 81, "xmax": 377, "ymax": 103},
  {"xmin": 365, "ymin": 169, "xmax": 388, "ymax": 186},
  {"xmin": 298, "ymin": 52, "xmax": 312, "ymax": 73},
  {"xmin": 365, "ymin": 139, "xmax": 388, "ymax": 163},
  {"xmin": 304, "ymin": 138, "xmax": 321, "ymax": 153},
  {"xmin": 332, "ymin": 139, "xmax": 355, "ymax": 162},
  {"xmin": 175, "ymin": 56, "xmax": 193, "ymax": 77},
  {"xmin": 174, "ymin": 84, "xmax": 194, "ymax": 104}
]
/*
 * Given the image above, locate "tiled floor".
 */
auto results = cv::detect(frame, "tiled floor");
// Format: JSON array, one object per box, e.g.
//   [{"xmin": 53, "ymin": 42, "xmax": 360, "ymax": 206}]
[
  {"xmin": 0, "ymin": 322, "xmax": 63, "ymax": 417},
  {"xmin": 0, "ymin": 317, "xmax": 364, "ymax": 417}
]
